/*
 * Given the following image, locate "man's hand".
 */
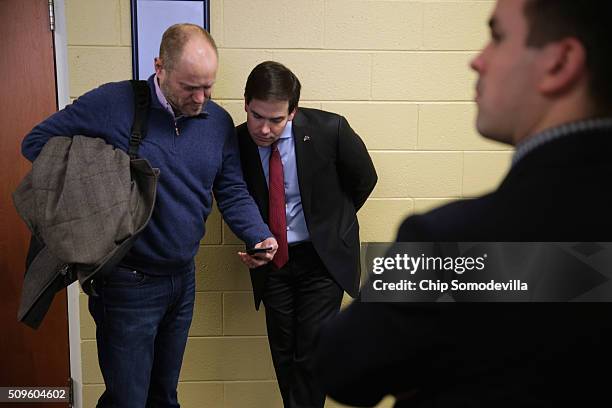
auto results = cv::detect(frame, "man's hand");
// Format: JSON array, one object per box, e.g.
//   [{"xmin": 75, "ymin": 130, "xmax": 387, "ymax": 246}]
[{"xmin": 238, "ymin": 237, "xmax": 278, "ymax": 269}]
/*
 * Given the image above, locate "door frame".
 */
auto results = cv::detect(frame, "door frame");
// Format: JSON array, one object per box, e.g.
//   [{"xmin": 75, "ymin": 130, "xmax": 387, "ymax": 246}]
[{"xmin": 52, "ymin": 1, "xmax": 84, "ymax": 407}]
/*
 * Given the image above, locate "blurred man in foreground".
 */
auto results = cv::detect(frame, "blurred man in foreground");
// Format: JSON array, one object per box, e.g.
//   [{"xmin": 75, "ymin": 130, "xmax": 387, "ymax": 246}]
[{"xmin": 315, "ymin": 1, "xmax": 612, "ymax": 406}]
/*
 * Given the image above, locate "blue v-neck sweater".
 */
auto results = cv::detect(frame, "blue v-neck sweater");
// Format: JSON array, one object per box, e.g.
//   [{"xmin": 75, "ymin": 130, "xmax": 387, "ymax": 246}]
[{"xmin": 22, "ymin": 76, "xmax": 271, "ymax": 275}]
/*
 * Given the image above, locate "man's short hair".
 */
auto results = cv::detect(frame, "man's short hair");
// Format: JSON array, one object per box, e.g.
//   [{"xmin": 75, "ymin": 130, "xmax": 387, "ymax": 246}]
[
  {"xmin": 524, "ymin": 0, "xmax": 612, "ymax": 112},
  {"xmin": 244, "ymin": 61, "xmax": 301, "ymax": 114},
  {"xmin": 159, "ymin": 23, "xmax": 217, "ymax": 72}
]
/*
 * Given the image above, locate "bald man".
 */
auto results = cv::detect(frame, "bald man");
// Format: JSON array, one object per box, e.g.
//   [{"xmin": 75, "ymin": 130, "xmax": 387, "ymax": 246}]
[{"xmin": 22, "ymin": 24, "xmax": 276, "ymax": 408}]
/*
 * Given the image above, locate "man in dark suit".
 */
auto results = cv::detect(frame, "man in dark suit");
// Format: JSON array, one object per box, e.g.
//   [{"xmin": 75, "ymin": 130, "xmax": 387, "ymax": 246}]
[
  {"xmin": 236, "ymin": 61, "xmax": 377, "ymax": 408},
  {"xmin": 315, "ymin": 1, "xmax": 612, "ymax": 407}
]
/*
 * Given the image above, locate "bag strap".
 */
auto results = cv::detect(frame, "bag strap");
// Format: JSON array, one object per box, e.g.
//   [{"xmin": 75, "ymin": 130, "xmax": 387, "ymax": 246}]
[{"xmin": 128, "ymin": 79, "xmax": 151, "ymax": 159}]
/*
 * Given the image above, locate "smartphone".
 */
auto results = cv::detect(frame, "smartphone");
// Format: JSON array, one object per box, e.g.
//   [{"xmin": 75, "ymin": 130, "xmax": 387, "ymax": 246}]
[{"xmin": 246, "ymin": 246, "xmax": 273, "ymax": 255}]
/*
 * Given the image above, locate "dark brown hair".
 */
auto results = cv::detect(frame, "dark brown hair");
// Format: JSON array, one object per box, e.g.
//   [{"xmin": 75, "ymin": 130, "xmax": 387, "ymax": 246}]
[
  {"xmin": 244, "ymin": 61, "xmax": 301, "ymax": 113},
  {"xmin": 524, "ymin": 0, "xmax": 612, "ymax": 111}
]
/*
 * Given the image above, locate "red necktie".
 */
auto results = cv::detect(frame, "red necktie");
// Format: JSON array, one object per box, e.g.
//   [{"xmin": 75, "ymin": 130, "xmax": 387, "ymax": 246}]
[{"xmin": 269, "ymin": 141, "xmax": 289, "ymax": 269}]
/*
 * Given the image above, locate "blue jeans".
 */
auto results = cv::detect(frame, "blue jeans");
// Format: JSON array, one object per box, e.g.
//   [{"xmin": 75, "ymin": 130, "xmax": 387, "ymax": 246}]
[{"xmin": 88, "ymin": 264, "xmax": 195, "ymax": 408}]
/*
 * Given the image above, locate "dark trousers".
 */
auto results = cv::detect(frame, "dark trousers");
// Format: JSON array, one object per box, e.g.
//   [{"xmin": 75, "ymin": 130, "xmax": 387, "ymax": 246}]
[
  {"xmin": 263, "ymin": 243, "xmax": 344, "ymax": 408},
  {"xmin": 88, "ymin": 264, "xmax": 195, "ymax": 408}
]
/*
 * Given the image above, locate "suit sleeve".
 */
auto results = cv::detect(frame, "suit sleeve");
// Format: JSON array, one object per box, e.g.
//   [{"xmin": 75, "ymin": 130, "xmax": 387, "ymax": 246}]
[
  {"xmin": 314, "ymin": 300, "xmax": 445, "ymax": 406},
  {"xmin": 396, "ymin": 215, "xmax": 431, "ymax": 242},
  {"xmin": 336, "ymin": 116, "xmax": 377, "ymax": 211}
]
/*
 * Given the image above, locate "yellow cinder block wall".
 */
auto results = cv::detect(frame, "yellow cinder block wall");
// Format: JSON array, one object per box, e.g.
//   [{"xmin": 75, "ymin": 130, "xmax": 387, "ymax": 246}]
[{"xmin": 67, "ymin": 0, "xmax": 506, "ymax": 407}]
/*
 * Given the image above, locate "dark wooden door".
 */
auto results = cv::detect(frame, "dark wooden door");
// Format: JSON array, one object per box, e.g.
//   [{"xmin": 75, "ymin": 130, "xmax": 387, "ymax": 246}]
[{"xmin": 0, "ymin": 1, "xmax": 70, "ymax": 406}]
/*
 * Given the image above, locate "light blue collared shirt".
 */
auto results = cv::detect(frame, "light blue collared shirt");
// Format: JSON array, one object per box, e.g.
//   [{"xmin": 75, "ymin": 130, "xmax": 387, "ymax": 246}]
[{"xmin": 257, "ymin": 121, "xmax": 310, "ymax": 244}]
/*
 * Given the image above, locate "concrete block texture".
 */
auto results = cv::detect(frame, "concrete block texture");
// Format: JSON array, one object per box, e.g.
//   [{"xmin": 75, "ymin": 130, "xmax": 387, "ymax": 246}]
[
  {"xmin": 190, "ymin": 292, "xmax": 223, "ymax": 337},
  {"xmin": 216, "ymin": 50, "xmax": 371, "ymax": 101},
  {"xmin": 224, "ymin": 381, "xmax": 283, "ymax": 408},
  {"xmin": 210, "ymin": 0, "xmax": 224, "ymax": 46},
  {"xmin": 82, "ymin": 340, "xmax": 103, "ymax": 384},
  {"xmin": 66, "ymin": 0, "xmax": 122, "ymax": 46},
  {"xmin": 324, "ymin": 1, "xmax": 422, "ymax": 50},
  {"xmin": 418, "ymin": 103, "xmax": 511, "ymax": 151},
  {"xmin": 68, "ymin": 46, "xmax": 131, "ymax": 98},
  {"xmin": 178, "ymin": 382, "xmax": 225, "ymax": 408},
  {"xmin": 195, "ymin": 246, "xmax": 251, "ymax": 291},
  {"xmin": 215, "ymin": 50, "xmax": 275, "ymax": 100},
  {"xmin": 358, "ymin": 199, "xmax": 414, "ymax": 242},
  {"xmin": 82, "ymin": 384, "xmax": 105, "ymax": 407},
  {"xmin": 372, "ymin": 52, "xmax": 477, "ymax": 101},
  {"xmin": 79, "ymin": 293, "xmax": 95, "ymax": 340},
  {"xmin": 423, "ymin": 1, "xmax": 495, "ymax": 50},
  {"xmin": 218, "ymin": 101, "xmax": 246, "ymax": 128},
  {"xmin": 119, "ymin": 0, "xmax": 131, "ymax": 46},
  {"xmin": 321, "ymin": 102, "xmax": 418, "ymax": 150},
  {"xmin": 223, "ymin": 292, "xmax": 267, "ymax": 336},
  {"xmin": 180, "ymin": 337, "xmax": 275, "ymax": 380},
  {"xmin": 370, "ymin": 152, "xmax": 463, "ymax": 198},
  {"xmin": 223, "ymin": 0, "xmax": 324, "ymax": 48}
]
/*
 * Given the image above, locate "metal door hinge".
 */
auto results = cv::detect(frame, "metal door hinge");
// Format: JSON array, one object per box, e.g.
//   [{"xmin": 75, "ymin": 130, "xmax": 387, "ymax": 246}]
[
  {"xmin": 48, "ymin": 0, "xmax": 55, "ymax": 32},
  {"xmin": 68, "ymin": 377, "xmax": 74, "ymax": 407}
]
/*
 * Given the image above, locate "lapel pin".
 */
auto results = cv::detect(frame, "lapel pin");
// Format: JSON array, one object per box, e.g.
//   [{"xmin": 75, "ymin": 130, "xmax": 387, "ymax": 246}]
[{"xmin": 303, "ymin": 135, "xmax": 310, "ymax": 142}]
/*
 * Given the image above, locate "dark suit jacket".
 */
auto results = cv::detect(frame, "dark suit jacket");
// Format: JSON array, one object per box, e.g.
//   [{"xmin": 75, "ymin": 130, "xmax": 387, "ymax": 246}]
[
  {"xmin": 315, "ymin": 127, "xmax": 612, "ymax": 407},
  {"xmin": 237, "ymin": 108, "xmax": 377, "ymax": 309}
]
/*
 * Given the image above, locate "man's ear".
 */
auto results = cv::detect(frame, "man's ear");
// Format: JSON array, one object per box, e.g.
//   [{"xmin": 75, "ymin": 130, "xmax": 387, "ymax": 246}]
[
  {"xmin": 244, "ymin": 99, "xmax": 248, "ymax": 113},
  {"xmin": 538, "ymin": 38, "xmax": 587, "ymax": 96},
  {"xmin": 154, "ymin": 57, "xmax": 164, "ymax": 76},
  {"xmin": 287, "ymin": 106, "xmax": 298, "ymax": 121}
]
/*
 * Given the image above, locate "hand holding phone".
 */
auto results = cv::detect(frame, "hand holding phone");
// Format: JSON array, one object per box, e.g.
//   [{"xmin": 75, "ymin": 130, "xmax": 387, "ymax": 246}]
[
  {"xmin": 246, "ymin": 246, "xmax": 273, "ymax": 255},
  {"xmin": 238, "ymin": 237, "xmax": 277, "ymax": 269}
]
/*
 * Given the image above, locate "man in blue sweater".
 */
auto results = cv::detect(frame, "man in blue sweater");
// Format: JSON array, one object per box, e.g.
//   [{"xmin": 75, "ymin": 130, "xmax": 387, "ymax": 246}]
[{"xmin": 22, "ymin": 24, "xmax": 277, "ymax": 408}]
